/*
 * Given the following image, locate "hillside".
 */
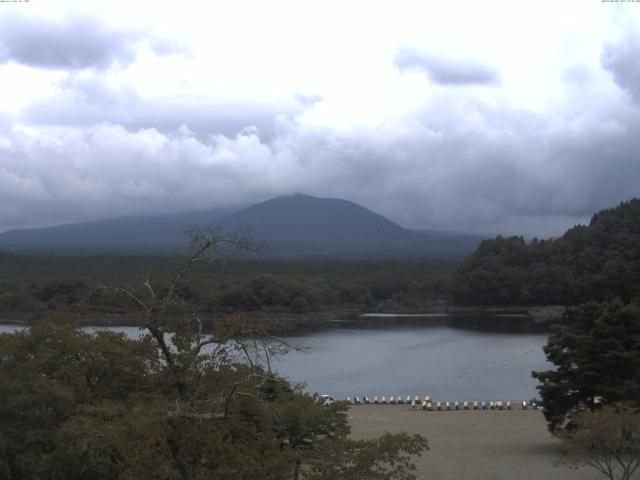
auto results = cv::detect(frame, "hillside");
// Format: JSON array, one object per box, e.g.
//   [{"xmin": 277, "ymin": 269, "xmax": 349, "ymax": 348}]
[
  {"xmin": 0, "ymin": 194, "xmax": 483, "ymax": 259},
  {"xmin": 0, "ymin": 207, "xmax": 235, "ymax": 254},
  {"xmin": 452, "ymin": 198, "xmax": 640, "ymax": 305}
]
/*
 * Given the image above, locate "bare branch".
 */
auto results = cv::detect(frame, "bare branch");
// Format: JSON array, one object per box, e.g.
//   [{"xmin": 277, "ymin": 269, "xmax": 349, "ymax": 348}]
[
  {"xmin": 96, "ymin": 285, "xmax": 151, "ymax": 315},
  {"xmin": 193, "ymin": 336, "xmax": 224, "ymax": 357},
  {"xmin": 262, "ymin": 342, "xmax": 272, "ymax": 374}
]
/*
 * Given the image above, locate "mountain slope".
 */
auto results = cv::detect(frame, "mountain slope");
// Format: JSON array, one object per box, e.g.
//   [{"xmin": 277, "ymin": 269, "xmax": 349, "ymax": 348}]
[
  {"xmin": 0, "ymin": 194, "xmax": 484, "ymax": 258},
  {"xmin": 215, "ymin": 194, "xmax": 413, "ymax": 254},
  {"xmin": 0, "ymin": 207, "xmax": 234, "ymax": 253}
]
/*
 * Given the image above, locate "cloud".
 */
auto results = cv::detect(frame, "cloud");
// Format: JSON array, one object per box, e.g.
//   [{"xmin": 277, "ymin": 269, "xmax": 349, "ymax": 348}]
[
  {"xmin": 288, "ymin": 95, "xmax": 640, "ymax": 235},
  {"xmin": 394, "ymin": 49, "xmax": 500, "ymax": 85},
  {"xmin": 602, "ymin": 33, "xmax": 640, "ymax": 103},
  {"xmin": 0, "ymin": 12, "xmax": 177, "ymax": 70},
  {"xmin": 0, "ymin": 8, "xmax": 638, "ymax": 238},
  {"xmin": 0, "ymin": 124, "xmax": 275, "ymax": 230},
  {"xmin": 20, "ymin": 74, "xmax": 307, "ymax": 139},
  {"xmin": 2, "ymin": 88, "xmax": 640, "ymax": 237}
]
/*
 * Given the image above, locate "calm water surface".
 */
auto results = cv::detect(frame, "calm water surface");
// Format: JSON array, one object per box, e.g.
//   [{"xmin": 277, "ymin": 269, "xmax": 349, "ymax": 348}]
[
  {"xmin": 272, "ymin": 325, "xmax": 550, "ymax": 401},
  {"xmin": 0, "ymin": 323, "xmax": 550, "ymax": 402}
]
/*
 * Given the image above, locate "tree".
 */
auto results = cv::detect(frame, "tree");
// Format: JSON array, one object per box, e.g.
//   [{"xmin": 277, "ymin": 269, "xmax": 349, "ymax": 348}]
[
  {"xmin": 0, "ymin": 320, "xmax": 158, "ymax": 480},
  {"xmin": 303, "ymin": 433, "xmax": 429, "ymax": 480},
  {"xmin": 558, "ymin": 405, "xmax": 640, "ymax": 480},
  {"xmin": 532, "ymin": 297, "xmax": 640, "ymax": 431},
  {"xmin": 452, "ymin": 198, "xmax": 640, "ymax": 307},
  {"xmin": 0, "ymin": 227, "xmax": 429, "ymax": 480}
]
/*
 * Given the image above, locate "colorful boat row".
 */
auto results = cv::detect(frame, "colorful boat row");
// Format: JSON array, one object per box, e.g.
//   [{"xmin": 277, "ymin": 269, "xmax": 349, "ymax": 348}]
[{"xmin": 344, "ymin": 395, "xmax": 540, "ymax": 410}]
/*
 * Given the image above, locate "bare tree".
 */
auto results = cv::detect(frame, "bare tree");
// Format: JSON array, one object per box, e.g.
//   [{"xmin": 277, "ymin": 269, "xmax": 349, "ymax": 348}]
[{"xmin": 100, "ymin": 226, "xmax": 299, "ymax": 417}]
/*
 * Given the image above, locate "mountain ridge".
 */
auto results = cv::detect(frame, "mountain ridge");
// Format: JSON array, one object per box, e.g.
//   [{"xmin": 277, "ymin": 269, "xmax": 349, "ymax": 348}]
[{"xmin": 0, "ymin": 194, "xmax": 484, "ymax": 258}]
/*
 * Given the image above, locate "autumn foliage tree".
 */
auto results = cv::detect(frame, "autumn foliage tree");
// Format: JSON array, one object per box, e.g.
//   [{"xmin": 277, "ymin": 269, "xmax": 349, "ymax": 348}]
[
  {"xmin": 558, "ymin": 405, "xmax": 640, "ymax": 480},
  {"xmin": 0, "ymin": 228, "xmax": 428, "ymax": 480}
]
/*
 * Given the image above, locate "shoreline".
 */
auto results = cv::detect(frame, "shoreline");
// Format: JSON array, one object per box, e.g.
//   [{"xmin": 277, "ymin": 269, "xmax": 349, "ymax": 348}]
[
  {"xmin": 0, "ymin": 307, "xmax": 559, "ymax": 336},
  {"xmin": 0, "ymin": 305, "xmax": 562, "ymax": 333}
]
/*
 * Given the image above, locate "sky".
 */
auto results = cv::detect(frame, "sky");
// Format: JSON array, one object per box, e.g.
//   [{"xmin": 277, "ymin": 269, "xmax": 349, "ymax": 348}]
[{"xmin": 1, "ymin": 0, "xmax": 639, "ymax": 236}]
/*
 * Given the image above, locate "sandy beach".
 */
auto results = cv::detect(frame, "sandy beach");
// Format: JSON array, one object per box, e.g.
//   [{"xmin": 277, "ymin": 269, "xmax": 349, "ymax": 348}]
[{"xmin": 348, "ymin": 405, "xmax": 603, "ymax": 480}]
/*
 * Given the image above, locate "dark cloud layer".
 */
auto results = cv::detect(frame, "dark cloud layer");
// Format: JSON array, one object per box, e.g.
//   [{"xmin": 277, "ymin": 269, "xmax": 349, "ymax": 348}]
[
  {"xmin": 0, "ymin": 13, "xmax": 173, "ymax": 70},
  {"xmin": 2, "ymin": 90, "xmax": 639, "ymax": 236},
  {"xmin": 395, "ymin": 49, "xmax": 500, "ymax": 85},
  {"xmin": 0, "ymin": 14, "xmax": 638, "ymax": 238},
  {"xmin": 602, "ymin": 33, "xmax": 640, "ymax": 103}
]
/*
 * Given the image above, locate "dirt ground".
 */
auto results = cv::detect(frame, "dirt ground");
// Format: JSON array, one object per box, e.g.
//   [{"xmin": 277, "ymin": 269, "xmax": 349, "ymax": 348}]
[{"xmin": 348, "ymin": 405, "xmax": 603, "ymax": 480}]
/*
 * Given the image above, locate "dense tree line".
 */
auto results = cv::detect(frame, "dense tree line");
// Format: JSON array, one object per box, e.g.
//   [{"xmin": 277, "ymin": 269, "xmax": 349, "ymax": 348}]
[
  {"xmin": 520, "ymin": 200, "xmax": 640, "ymax": 439},
  {"xmin": 0, "ymin": 256, "xmax": 454, "ymax": 319},
  {"xmin": 453, "ymin": 199, "xmax": 640, "ymax": 306},
  {"xmin": 444, "ymin": 199, "xmax": 640, "ymax": 436}
]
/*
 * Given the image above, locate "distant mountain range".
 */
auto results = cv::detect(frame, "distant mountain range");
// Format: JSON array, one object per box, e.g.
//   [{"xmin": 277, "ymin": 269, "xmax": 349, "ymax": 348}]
[{"xmin": 0, "ymin": 194, "xmax": 484, "ymax": 258}]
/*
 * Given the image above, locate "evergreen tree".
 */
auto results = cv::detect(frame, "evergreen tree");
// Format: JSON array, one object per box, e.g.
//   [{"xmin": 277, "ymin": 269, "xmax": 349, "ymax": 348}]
[{"xmin": 532, "ymin": 297, "xmax": 640, "ymax": 431}]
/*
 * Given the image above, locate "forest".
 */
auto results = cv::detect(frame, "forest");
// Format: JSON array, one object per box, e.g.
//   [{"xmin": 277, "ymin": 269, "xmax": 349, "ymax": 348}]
[
  {"xmin": 0, "ymin": 255, "xmax": 455, "ymax": 323},
  {"xmin": 452, "ymin": 198, "xmax": 640, "ymax": 307},
  {"xmin": 2, "ymin": 199, "xmax": 640, "ymax": 326}
]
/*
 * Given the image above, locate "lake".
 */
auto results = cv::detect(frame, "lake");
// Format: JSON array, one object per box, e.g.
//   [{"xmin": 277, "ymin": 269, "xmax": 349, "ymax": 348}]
[{"xmin": 0, "ymin": 322, "xmax": 551, "ymax": 402}]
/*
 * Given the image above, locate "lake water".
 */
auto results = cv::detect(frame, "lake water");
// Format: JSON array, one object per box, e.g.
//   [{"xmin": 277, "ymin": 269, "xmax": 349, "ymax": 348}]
[{"xmin": 0, "ymin": 323, "xmax": 551, "ymax": 402}]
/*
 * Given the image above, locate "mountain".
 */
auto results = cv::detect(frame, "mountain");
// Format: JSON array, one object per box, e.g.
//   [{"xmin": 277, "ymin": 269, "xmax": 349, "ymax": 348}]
[
  {"xmin": 216, "ymin": 194, "xmax": 482, "ymax": 258},
  {"xmin": 0, "ymin": 194, "xmax": 484, "ymax": 258},
  {"xmin": 217, "ymin": 194, "xmax": 407, "ymax": 252},
  {"xmin": 0, "ymin": 207, "xmax": 235, "ymax": 254}
]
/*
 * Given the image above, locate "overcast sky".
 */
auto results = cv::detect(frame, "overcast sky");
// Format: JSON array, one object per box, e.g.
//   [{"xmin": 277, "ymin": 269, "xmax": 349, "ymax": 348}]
[{"xmin": 1, "ymin": 0, "xmax": 639, "ymax": 236}]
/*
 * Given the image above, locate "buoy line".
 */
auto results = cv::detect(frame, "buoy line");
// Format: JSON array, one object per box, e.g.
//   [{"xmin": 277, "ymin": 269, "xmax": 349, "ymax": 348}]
[
  {"xmin": 455, "ymin": 348, "xmax": 536, "ymax": 380},
  {"xmin": 337, "ymin": 396, "xmax": 540, "ymax": 411}
]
